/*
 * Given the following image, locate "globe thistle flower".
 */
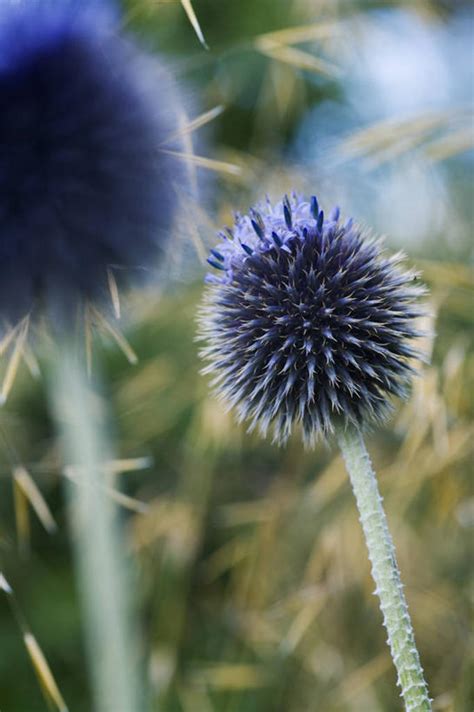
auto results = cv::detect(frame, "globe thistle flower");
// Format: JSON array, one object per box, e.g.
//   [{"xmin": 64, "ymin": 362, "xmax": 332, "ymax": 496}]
[
  {"xmin": 199, "ymin": 193, "xmax": 426, "ymax": 445},
  {"xmin": 0, "ymin": 0, "xmax": 182, "ymax": 324},
  {"xmin": 199, "ymin": 192, "xmax": 433, "ymax": 710}
]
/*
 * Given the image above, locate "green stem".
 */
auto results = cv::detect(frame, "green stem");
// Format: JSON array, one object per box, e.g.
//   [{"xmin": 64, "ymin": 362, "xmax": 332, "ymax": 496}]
[
  {"xmin": 49, "ymin": 349, "xmax": 145, "ymax": 712},
  {"xmin": 338, "ymin": 427, "xmax": 431, "ymax": 712}
]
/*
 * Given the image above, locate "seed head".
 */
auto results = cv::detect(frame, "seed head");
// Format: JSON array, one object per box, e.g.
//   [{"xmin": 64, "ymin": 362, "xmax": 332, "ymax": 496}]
[
  {"xmin": 0, "ymin": 0, "xmax": 181, "ymax": 323},
  {"xmin": 198, "ymin": 194, "xmax": 426, "ymax": 445}
]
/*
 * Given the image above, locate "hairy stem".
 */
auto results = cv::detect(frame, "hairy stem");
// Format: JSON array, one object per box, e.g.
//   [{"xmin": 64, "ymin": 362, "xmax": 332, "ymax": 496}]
[{"xmin": 338, "ymin": 427, "xmax": 431, "ymax": 712}]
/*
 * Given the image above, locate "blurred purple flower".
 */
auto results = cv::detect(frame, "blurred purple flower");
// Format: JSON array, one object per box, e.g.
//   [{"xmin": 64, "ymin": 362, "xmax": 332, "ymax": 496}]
[{"xmin": 0, "ymin": 0, "xmax": 182, "ymax": 323}]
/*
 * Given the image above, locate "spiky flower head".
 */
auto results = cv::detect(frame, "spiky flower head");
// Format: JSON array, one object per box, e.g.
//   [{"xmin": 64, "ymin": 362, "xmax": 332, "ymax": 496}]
[
  {"xmin": 0, "ymin": 0, "xmax": 182, "ymax": 324},
  {"xmin": 198, "ymin": 193, "xmax": 426, "ymax": 446}
]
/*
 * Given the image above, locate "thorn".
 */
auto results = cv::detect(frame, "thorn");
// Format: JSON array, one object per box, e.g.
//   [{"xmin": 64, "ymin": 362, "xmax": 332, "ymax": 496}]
[
  {"xmin": 210, "ymin": 249, "xmax": 225, "ymax": 261},
  {"xmin": 180, "ymin": 0, "xmax": 209, "ymax": 50},
  {"xmin": 107, "ymin": 268, "xmax": 121, "ymax": 319},
  {"xmin": 317, "ymin": 210, "xmax": 324, "ymax": 232},
  {"xmin": 251, "ymin": 218, "xmax": 265, "ymax": 240},
  {"xmin": 207, "ymin": 258, "xmax": 226, "ymax": 271},
  {"xmin": 90, "ymin": 307, "xmax": 138, "ymax": 365},
  {"xmin": 0, "ymin": 316, "xmax": 29, "ymax": 405},
  {"xmin": 283, "ymin": 195, "xmax": 292, "ymax": 229},
  {"xmin": 0, "ymin": 573, "xmax": 12, "ymax": 594},
  {"xmin": 329, "ymin": 205, "xmax": 340, "ymax": 222}
]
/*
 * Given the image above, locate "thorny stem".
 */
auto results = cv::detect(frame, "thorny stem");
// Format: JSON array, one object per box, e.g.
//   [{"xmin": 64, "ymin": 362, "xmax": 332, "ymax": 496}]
[{"xmin": 338, "ymin": 427, "xmax": 432, "ymax": 712}]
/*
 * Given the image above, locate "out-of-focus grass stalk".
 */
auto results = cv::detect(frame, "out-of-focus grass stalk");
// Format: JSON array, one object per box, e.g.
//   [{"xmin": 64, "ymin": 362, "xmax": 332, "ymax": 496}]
[
  {"xmin": 338, "ymin": 427, "xmax": 432, "ymax": 712},
  {"xmin": 49, "ymin": 346, "xmax": 144, "ymax": 712}
]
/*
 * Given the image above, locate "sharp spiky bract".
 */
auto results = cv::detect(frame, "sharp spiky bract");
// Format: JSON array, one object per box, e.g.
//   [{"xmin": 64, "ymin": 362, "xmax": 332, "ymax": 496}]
[
  {"xmin": 199, "ymin": 194, "xmax": 425, "ymax": 445},
  {"xmin": 0, "ymin": 0, "xmax": 181, "ymax": 323}
]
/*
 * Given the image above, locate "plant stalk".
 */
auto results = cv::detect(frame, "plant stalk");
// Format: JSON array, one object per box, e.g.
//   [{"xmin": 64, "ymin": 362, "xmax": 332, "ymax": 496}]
[
  {"xmin": 338, "ymin": 426, "xmax": 431, "ymax": 712},
  {"xmin": 49, "ymin": 348, "xmax": 144, "ymax": 712}
]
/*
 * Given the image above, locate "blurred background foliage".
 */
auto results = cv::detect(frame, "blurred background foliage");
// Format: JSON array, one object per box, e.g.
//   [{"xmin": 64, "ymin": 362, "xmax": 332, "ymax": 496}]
[{"xmin": 0, "ymin": 0, "xmax": 473, "ymax": 710}]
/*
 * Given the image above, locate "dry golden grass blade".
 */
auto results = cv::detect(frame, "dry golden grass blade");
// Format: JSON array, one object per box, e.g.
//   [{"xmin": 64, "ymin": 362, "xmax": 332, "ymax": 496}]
[
  {"xmin": 363, "ymin": 133, "xmax": 431, "ymax": 169},
  {"xmin": 337, "ymin": 112, "xmax": 453, "ymax": 162},
  {"xmin": 442, "ymin": 339, "xmax": 468, "ymax": 415},
  {"xmin": 258, "ymin": 60, "xmax": 304, "ymax": 124},
  {"xmin": 167, "ymin": 108, "xmax": 208, "ymax": 263},
  {"xmin": 107, "ymin": 268, "xmax": 121, "ymax": 319},
  {"xmin": 424, "ymin": 127, "xmax": 474, "ymax": 161},
  {"xmin": 217, "ymin": 501, "xmax": 275, "ymax": 527},
  {"xmin": 13, "ymin": 466, "xmax": 57, "ymax": 535},
  {"xmin": 337, "ymin": 652, "xmax": 392, "ymax": 702},
  {"xmin": 0, "ymin": 316, "xmax": 29, "ymax": 404},
  {"xmin": 177, "ymin": 199, "xmax": 208, "ymax": 263},
  {"xmin": 231, "ymin": 610, "xmax": 281, "ymax": 649},
  {"xmin": 13, "ymin": 474, "xmax": 30, "ymax": 554},
  {"xmin": 159, "ymin": 148, "xmax": 243, "ymax": 177},
  {"xmin": 63, "ymin": 456, "xmax": 153, "ymax": 477},
  {"xmin": 90, "ymin": 306, "xmax": 138, "ymax": 365},
  {"xmin": 161, "ymin": 105, "xmax": 225, "ymax": 147},
  {"xmin": 256, "ymin": 21, "xmax": 337, "ymax": 46},
  {"xmin": 22, "ymin": 343, "xmax": 41, "ymax": 379},
  {"xmin": 103, "ymin": 456, "xmax": 153, "ymax": 476},
  {"xmin": 202, "ymin": 537, "xmax": 250, "ymax": 582},
  {"xmin": 255, "ymin": 38, "xmax": 340, "ymax": 77},
  {"xmin": 180, "ymin": 0, "xmax": 208, "ymax": 49},
  {"xmin": 191, "ymin": 664, "xmax": 267, "ymax": 690},
  {"xmin": 382, "ymin": 424, "xmax": 473, "ymax": 504},
  {"xmin": 130, "ymin": 499, "xmax": 197, "ymax": 553},
  {"xmin": 1, "ymin": 574, "xmax": 67, "ymax": 711},
  {"xmin": 101, "ymin": 488, "xmax": 149, "ymax": 514},
  {"xmin": 307, "ymin": 455, "xmax": 346, "ymax": 509},
  {"xmin": 232, "ymin": 494, "xmax": 288, "ymax": 611},
  {"xmin": 24, "ymin": 632, "xmax": 68, "ymax": 712},
  {"xmin": 0, "ymin": 321, "xmax": 21, "ymax": 358},
  {"xmin": 0, "ymin": 572, "xmax": 13, "ymax": 594},
  {"xmin": 282, "ymin": 591, "xmax": 327, "ymax": 653},
  {"xmin": 175, "ymin": 109, "xmax": 199, "ymax": 197},
  {"xmin": 62, "ymin": 466, "xmax": 149, "ymax": 515},
  {"xmin": 340, "ymin": 114, "xmax": 444, "ymax": 154},
  {"xmin": 396, "ymin": 368, "xmax": 441, "ymax": 462}
]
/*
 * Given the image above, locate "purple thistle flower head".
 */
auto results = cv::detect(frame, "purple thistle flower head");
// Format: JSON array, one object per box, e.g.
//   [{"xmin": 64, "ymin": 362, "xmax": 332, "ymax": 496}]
[
  {"xmin": 198, "ymin": 193, "xmax": 426, "ymax": 446},
  {"xmin": 0, "ymin": 0, "xmax": 182, "ymax": 323}
]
